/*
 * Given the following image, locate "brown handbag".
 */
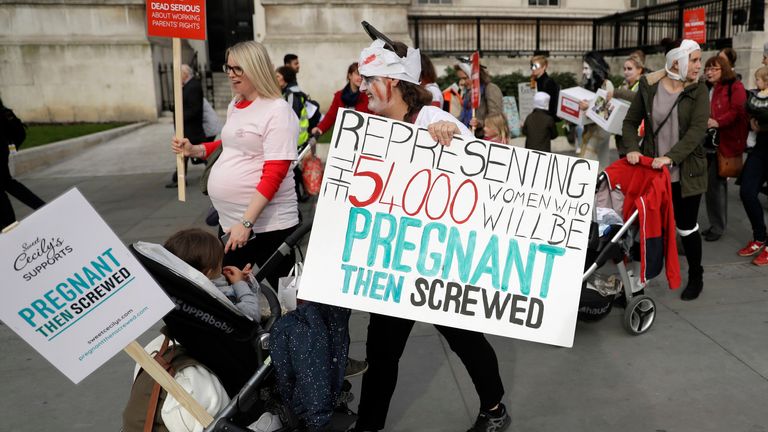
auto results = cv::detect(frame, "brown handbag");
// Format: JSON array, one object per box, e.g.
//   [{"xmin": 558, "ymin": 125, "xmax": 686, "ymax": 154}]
[{"xmin": 717, "ymin": 151, "xmax": 743, "ymax": 178}]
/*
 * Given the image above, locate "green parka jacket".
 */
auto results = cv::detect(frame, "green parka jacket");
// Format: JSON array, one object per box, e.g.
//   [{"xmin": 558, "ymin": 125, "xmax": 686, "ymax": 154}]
[{"xmin": 620, "ymin": 69, "xmax": 709, "ymax": 197}]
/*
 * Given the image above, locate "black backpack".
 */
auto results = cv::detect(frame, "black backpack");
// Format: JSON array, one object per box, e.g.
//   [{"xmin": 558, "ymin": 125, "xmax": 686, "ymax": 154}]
[{"xmin": 3, "ymin": 107, "xmax": 27, "ymax": 148}]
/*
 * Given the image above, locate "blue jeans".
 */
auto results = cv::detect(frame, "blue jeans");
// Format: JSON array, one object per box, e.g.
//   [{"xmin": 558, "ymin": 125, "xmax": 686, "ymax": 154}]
[{"xmin": 739, "ymin": 141, "xmax": 768, "ymax": 242}]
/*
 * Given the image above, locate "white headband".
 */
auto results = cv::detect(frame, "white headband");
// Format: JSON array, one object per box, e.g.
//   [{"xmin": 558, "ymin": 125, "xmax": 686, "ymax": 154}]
[
  {"xmin": 456, "ymin": 63, "xmax": 471, "ymax": 78},
  {"xmin": 358, "ymin": 39, "xmax": 421, "ymax": 85},
  {"xmin": 666, "ymin": 39, "xmax": 701, "ymax": 82}
]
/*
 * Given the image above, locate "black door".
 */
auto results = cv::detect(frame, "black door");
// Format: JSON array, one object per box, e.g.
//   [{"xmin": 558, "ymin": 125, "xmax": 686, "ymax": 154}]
[{"xmin": 207, "ymin": 0, "xmax": 255, "ymax": 71}]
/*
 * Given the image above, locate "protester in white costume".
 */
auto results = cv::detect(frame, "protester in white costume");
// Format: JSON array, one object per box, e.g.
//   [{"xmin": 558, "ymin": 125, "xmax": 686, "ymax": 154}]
[{"xmin": 351, "ymin": 23, "xmax": 510, "ymax": 432}]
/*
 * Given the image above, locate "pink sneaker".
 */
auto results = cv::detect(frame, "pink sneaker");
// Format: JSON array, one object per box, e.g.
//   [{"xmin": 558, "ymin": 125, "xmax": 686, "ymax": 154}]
[
  {"xmin": 753, "ymin": 248, "xmax": 768, "ymax": 266},
  {"xmin": 738, "ymin": 240, "xmax": 765, "ymax": 257}
]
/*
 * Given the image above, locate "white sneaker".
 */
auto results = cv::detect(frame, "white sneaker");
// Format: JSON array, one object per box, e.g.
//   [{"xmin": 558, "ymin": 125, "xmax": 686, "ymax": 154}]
[{"xmin": 249, "ymin": 412, "xmax": 283, "ymax": 432}]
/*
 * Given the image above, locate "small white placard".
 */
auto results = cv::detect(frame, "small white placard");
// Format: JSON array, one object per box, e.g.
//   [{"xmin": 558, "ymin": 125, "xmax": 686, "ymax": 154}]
[
  {"xmin": 0, "ymin": 188, "xmax": 175, "ymax": 383},
  {"xmin": 586, "ymin": 88, "xmax": 631, "ymax": 135},
  {"xmin": 557, "ymin": 87, "xmax": 596, "ymax": 126},
  {"xmin": 517, "ymin": 82, "xmax": 537, "ymax": 125}
]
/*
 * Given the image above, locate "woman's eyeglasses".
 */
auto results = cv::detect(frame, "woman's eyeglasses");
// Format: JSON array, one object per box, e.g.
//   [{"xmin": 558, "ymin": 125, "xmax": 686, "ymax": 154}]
[
  {"xmin": 705, "ymin": 67, "xmax": 722, "ymax": 72},
  {"xmin": 222, "ymin": 64, "xmax": 244, "ymax": 77}
]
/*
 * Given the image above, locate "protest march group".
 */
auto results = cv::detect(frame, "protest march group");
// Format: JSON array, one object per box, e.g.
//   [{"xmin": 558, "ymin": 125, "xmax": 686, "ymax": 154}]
[{"xmin": 2, "ymin": 6, "xmax": 768, "ymax": 432}]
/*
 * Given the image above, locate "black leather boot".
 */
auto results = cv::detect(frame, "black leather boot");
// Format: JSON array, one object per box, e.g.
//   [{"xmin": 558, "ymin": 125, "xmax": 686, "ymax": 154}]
[{"xmin": 681, "ymin": 265, "xmax": 703, "ymax": 300}]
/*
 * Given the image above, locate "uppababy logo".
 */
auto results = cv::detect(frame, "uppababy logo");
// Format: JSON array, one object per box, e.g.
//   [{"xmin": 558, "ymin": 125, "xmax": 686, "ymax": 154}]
[
  {"xmin": 172, "ymin": 297, "xmax": 236, "ymax": 334},
  {"xmin": 13, "ymin": 236, "xmax": 74, "ymax": 282}
]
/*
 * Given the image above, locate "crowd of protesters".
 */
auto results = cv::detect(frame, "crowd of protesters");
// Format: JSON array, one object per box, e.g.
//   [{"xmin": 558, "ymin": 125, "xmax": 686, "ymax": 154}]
[
  {"xmin": 0, "ymin": 21, "xmax": 724, "ymax": 432},
  {"xmin": 160, "ymin": 35, "xmax": 768, "ymax": 430}
]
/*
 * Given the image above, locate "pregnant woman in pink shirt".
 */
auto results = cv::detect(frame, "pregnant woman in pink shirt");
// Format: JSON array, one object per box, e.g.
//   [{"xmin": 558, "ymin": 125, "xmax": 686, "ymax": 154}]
[{"xmin": 172, "ymin": 41, "xmax": 300, "ymax": 284}]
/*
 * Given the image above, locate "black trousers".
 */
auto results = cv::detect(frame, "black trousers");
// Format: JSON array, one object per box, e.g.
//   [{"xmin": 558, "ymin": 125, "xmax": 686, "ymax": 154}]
[
  {"xmin": 672, "ymin": 182, "xmax": 703, "ymax": 275},
  {"xmin": 219, "ymin": 224, "xmax": 298, "ymax": 289},
  {"xmin": 1, "ymin": 149, "xmax": 44, "ymax": 228},
  {"xmin": 739, "ymin": 143, "xmax": 768, "ymax": 242},
  {"xmin": 355, "ymin": 313, "xmax": 505, "ymax": 431}
]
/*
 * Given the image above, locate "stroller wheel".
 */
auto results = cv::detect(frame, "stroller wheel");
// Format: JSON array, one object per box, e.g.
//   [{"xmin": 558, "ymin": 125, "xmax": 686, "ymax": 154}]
[{"xmin": 622, "ymin": 295, "xmax": 656, "ymax": 335}]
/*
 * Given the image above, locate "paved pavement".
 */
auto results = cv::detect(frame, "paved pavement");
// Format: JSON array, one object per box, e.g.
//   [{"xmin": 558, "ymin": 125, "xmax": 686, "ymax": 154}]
[{"xmin": 1, "ymin": 120, "xmax": 767, "ymax": 432}]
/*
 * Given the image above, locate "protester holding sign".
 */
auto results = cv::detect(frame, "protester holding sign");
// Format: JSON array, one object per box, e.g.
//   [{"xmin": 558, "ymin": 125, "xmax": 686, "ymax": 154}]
[
  {"xmin": 351, "ymin": 36, "xmax": 510, "ymax": 432},
  {"xmin": 1, "ymin": 97, "xmax": 45, "ymax": 229},
  {"xmin": 166, "ymin": 64, "xmax": 207, "ymax": 189},
  {"xmin": 577, "ymin": 51, "xmax": 614, "ymax": 169},
  {"xmin": 171, "ymin": 41, "xmax": 299, "ymax": 286},
  {"xmin": 620, "ymin": 39, "xmax": 709, "ymax": 300},
  {"xmin": 454, "ymin": 61, "xmax": 503, "ymax": 138}
]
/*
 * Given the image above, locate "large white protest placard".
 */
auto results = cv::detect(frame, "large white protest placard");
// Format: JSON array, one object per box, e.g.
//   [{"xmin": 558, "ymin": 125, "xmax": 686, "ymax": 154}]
[
  {"xmin": 299, "ymin": 109, "xmax": 598, "ymax": 347},
  {"xmin": 0, "ymin": 188, "xmax": 175, "ymax": 383}
]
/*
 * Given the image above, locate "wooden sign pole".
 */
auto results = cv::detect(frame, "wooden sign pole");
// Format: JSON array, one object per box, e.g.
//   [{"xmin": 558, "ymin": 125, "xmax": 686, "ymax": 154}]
[
  {"xmin": 3, "ymin": 223, "xmax": 207, "ymax": 425},
  {"xmin": 124, "ymin": 341, "xmax": 214, "ymax": 427},
  {"xmin": 173, "ymin": 37, "xmax": 186, "ymax": 202}
]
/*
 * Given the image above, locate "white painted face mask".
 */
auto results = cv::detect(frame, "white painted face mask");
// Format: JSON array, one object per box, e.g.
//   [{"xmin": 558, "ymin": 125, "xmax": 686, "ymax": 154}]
[
  {"xmin": 358, "ymin": 39, "xmax": 421, "ymax": 85},
  {"xmin": 666, "ymin": 39, "xmax": 701, "ymax": 82}
]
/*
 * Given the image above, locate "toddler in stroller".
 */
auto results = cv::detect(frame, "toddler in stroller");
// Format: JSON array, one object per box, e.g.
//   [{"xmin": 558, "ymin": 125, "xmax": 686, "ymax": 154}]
[
  {"xmin": 125, "ymin": 223, "xmax": 358, "ymax": 432},
  {"xmin": 578, "ymin": 158, "xmax": 681, "ymax": 335}
]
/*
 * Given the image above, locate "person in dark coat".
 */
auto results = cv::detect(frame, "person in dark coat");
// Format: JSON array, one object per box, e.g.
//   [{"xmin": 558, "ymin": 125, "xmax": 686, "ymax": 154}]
[
  {"xmin": 530, "ymin": 54, "xmax": 560, "ymax": 119},
  {"xmin": 621, "ymin": 39, "xmax": 709, "ymax": 301},
  {"xmin": 701, "ymin": 55, "xmax": 747, "ymax": 242},
  {"xmin": 167, "ymin": 64, "xmax": 206, "ymax": 188},
  {"xmin": 0, "ymin": 97, "xmax": 45, "ymax": 229},
  {"xmin": 522, "ymin": 92, "xmax": 557, "ymax": 152}
]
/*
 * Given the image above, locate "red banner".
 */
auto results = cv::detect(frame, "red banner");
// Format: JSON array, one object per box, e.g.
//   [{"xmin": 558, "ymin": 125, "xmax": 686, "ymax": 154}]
[
  {"xmin": 683, "ymin": 8, "xmax": 706, "ymax": 44},
  {"xmin": 471, "ymin": 52, "xmax": 481, "ymax": 110},
  {"xmin": 147, "ymin": 0, "xmax": 206, "ymax": 40}
]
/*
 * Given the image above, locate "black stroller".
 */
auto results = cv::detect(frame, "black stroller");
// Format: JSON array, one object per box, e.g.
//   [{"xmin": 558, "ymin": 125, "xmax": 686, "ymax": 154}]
[
  {"xmin": 129, "ymin": 223, "xmax": 357, "ymax": 431},
  {"xmin": 577, "ymin": 172, "xmax": 657, "ymax": 336}
]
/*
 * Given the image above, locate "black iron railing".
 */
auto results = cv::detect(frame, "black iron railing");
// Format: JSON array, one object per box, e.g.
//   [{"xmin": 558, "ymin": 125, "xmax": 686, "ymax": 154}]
[
  {"xmin": 409, "ymin": 0, "xmax": 764, "ymax": 56},
  {"xmin": 594, "ymin": 0, "xmax": 763, "ymax": 54},
  {"xmin": 157, "ymin": 61, "xmax": 215, "ymax": 112}
]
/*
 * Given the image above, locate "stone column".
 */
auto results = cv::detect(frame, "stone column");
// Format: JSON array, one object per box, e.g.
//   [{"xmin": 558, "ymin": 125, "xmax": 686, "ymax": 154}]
[
  {"xmin": 259, "ymin": 0, "xmax": 411, "ymax": 110},
  {"xmin": 733, "ymin": 32, "xmax": 765, "ymax": 89}
]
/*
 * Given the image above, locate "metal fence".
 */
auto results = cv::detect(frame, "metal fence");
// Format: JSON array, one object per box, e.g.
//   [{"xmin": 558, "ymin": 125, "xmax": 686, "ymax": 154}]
[
  {"xmin": 409, "ymin": 0, "xmax": 764, "ymax": 56},
  {"xmin": 157, "ymin": 62, "xmax": 215, "ymax": 112},
  {"xmin": 594, "ymin": 0, "xmax": 763, "ymax": 54}
]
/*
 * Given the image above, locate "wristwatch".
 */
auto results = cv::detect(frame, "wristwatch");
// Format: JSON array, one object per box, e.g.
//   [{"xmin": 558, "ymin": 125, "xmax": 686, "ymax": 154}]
[{"xmin": 241, "ymin": 219, "xmax": 253, "ymax": 229}]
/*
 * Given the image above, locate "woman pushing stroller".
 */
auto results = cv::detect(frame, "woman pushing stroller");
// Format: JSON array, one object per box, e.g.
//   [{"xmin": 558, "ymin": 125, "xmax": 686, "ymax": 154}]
[{"xmin": 620, "ymin": 39, "xmax": 709, "ymax": 301}]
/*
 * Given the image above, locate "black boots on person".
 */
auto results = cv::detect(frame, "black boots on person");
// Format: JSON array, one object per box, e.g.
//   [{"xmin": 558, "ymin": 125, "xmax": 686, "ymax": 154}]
[{"xmin": 680, "ymin": 232, "xmax": 704, "ymax": 301}]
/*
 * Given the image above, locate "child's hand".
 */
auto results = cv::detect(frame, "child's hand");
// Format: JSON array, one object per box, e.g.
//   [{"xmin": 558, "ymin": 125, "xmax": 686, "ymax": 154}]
[
  {"xmin": 240, "ymin": 264, "xmax": 253, "ymax": 281},
  {"xmin": 223, "ymin": 266, "xmax": 244, "ymax": 284}
]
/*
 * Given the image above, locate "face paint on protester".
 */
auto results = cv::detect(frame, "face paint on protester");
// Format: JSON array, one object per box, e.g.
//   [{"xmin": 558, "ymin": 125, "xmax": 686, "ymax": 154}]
[{"xmin": 361, "ymin": 76, "xmax": 390, "ymax": 114}]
